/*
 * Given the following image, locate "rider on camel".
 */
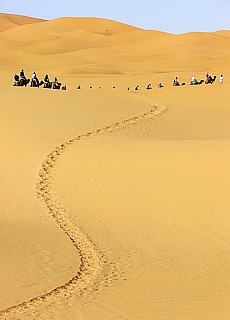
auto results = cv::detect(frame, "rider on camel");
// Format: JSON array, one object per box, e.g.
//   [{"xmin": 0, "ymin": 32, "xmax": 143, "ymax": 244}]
[
  {"xmin": 19, "ymin": 69, "xmax": 26, "ymax": 80},
  {"xmin": 191, "ymin": 76, "xmax": 198, "ymax": 85},
  {"xmin": 31, "ymin": 72, "xmax": 39, "ymax": 86},
  {"xmin": 44, "ymin": 74, "xmax": 50, "ymax": 83},
  {"xmin": 173, "ymin": 76, "xmax": 180, "ymax": 86}
]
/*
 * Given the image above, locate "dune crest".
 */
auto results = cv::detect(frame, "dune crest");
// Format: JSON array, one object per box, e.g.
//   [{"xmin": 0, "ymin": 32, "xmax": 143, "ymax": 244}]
[
  {"xmin": 0, "ymin": 13, "xmax": 45, "ymax": 32},
  {"xmin": 0, "ymin": 13, "xmax": 229, "ymax": 76}
]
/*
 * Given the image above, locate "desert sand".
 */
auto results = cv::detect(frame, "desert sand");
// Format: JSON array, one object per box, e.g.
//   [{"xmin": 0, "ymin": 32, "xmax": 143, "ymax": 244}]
[{"xmin": 0, "ymin": 13, "xmax": 230, "ymax": 320}]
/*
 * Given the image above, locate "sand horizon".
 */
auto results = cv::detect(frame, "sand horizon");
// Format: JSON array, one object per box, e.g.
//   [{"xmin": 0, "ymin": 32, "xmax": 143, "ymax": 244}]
[{"xmin": 0, "ymin": 13, "xmax": 230, "ymax": 320}]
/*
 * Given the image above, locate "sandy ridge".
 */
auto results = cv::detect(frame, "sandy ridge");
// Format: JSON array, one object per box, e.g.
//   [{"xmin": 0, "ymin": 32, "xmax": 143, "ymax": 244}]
[{"xmin": 0, "ymin": 104, "xmax": 166, "ymax": 319}]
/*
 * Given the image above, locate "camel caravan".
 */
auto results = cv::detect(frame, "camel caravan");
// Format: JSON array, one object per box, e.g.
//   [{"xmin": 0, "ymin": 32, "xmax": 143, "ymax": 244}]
[
  {"xmin": 174, "ymin": 73, "xmax": 217, "ymax": 86},
  {"xmin": 13, "ymin": 70, "xmax": 66, "ymax": 90},
  {"xmin": 12, "ymin": 69, "xmax": 222, "ymax": 91}
]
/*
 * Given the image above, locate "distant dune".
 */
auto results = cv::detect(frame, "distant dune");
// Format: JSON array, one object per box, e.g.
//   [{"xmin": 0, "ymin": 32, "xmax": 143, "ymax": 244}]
[
  {"xmin": 0, "ymin": 13, "xmax": 229, "ymax": 76},
  {"xmin": 0, "ymin": 13, "xmax": 45, "ymax": 32},
  {"xmin": 214, "ymin": 30, "xmax": 230, "ymax": 37}
]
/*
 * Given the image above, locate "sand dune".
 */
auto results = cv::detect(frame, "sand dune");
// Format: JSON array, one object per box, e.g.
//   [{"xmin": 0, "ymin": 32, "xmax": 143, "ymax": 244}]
[
  {"xmin": 97, "ymin": 29, "xmax": 169, "ymax": 46},
  {"xmin": 214, "ymin": 30, "xmax": 230, "ymax": 37},
  {"xmin": 0, "ymin": 12, "xmax": 230, "ymax": 320},
  {"xmin": 0, "ymin": 13, "xmax": 45, "ymax": 32},
  {"xmin": 63, "ymin": 29, "xmax": 106, "ymax": 41},
  {"xmin": 0, "ymin": 16, "xmax": 140, "ymax": 38},
  {"xmin": 1, "ymin": 14, "xmax": 230, "ymax": 75}
]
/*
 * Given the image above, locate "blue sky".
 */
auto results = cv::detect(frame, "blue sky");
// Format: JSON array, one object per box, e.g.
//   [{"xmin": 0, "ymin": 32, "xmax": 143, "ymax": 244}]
[{"xmin": 0, "ymin": 0, "xmax": 229, "ymax": 33}]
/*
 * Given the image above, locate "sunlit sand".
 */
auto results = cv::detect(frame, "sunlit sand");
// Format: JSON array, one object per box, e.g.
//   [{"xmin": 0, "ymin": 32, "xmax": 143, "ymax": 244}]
[{"xmin": 0, "ymin": 13, "xmax": 230, "ymax": 320}]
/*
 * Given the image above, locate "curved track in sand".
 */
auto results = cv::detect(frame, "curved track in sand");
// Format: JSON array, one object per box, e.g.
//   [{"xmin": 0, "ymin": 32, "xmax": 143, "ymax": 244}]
[{"xmin": 0, "ymin": 104, "xmax": 166, "ymax": 319}]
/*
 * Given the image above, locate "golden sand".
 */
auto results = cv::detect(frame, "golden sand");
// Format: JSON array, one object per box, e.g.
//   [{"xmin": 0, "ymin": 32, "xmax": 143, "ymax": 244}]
[{"xmin": 0, "ymin": 13, "xmax": 230, "ymax": 320}]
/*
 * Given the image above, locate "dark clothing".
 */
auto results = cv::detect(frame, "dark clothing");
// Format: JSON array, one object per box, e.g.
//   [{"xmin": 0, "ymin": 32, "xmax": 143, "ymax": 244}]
[
  {"xmin": 44, "ymin": 75, "xmax": 49, "ymax": 83},
  {"xmin": 20, "ymin": 70, "xmax": 26, "ymax": 79}
]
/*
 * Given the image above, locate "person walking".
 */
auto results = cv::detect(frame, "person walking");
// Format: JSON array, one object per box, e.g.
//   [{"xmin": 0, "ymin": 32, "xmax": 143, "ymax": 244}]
[{"xmin": 220, "ymin": 74, "xmax": 224, "ymax": 84}]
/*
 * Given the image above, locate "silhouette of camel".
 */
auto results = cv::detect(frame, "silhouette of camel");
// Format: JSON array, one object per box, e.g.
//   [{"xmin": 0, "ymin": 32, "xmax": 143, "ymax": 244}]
[
  {"xmin": 18, "ymin": 78, "xmax": 30, "ymax": 87},
  {"xmin": 43, "ymin": 81, "xmax": 52, "ymax": 89},
  {"xmin": 31, "ymin": 79, "xmax": 44, "ymax": 88},
  {"xmin": 190, "ymin": 79, "xmax": 204, "ymax": 85},
  {"xmin": 205, "ymin": 75, "xmax": 216, "ymax": 84}
]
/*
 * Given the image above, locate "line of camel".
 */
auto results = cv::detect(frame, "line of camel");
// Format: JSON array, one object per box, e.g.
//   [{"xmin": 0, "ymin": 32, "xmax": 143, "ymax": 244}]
[
  {"xmin": 12, "ymin": 71, "xmax": 217, "ymax": 90},
  {"xmin": 12, "ymin": 71, "xmax": 66, "ymax": 90}
]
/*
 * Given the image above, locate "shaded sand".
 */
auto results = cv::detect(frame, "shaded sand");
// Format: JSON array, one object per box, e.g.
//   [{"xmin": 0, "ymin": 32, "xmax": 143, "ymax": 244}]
[{"xmin": 0, "ymin": 13, "xmax": 230, "ymax": 320}]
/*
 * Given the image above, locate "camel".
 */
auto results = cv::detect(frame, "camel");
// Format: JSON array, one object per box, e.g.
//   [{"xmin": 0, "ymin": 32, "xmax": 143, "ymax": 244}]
[
  {"xmin": 52, "ymin": 81, "xmax": 61, "ymax": 89},
  {"xmin": 173, "ymin": 78, "xmax": 186, "ymax": 86},
  {"xmin": 205, "ymin": 75, "xmax": 216, "ymax": 84},
  {"xmin": 190, "ymin": 79, "xmax": 204, "ymax": 85},
  {"xmin": 17, "ymin": 78, "xmax": 30, "ymax": 87},
  {"xmin": 173, "ymin": 82, "xmax": 186, "ymax": 86},
  {"xmin": 43, "ymin": 81, "xmax": 52, "ymax": 89},
  {"xmin": 30, "ymin": 79, "xmax": 44, "ymax": 88}
]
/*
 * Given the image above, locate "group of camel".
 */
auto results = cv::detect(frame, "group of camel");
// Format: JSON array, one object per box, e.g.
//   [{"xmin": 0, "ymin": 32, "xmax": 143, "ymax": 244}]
[
  {"xmin": 13, "ymin": 77, "xmax": 62, "ymax": 89},
  {"xmin": 12, "ymin": 72, "xmax": 63, "ymax": 89},
  {"xmin": 12, "ymin": 71, "xmax": 217, "ymax": 90},
  {"xmin": 192, "ymin": 75, "xmax": 216, "ymax": 85},
  {"xmin": 173, "ymin": 74, "xmax": 216, "ymax": 86},
  {"xmin": 136, "ymin": 74, "xmax": 216, "ymax": 90}
]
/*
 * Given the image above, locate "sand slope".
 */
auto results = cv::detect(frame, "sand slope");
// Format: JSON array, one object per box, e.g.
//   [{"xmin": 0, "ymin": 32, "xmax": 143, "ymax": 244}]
[
  {"xmin": 1, "ymin": 13, "xmax": 229, "ymax": 76},
  {"xmin": 0, "ymin": 13, "xmax": 45, "ymax": 32},
  {"xmin": 0, "ymin": 13, "xmax": 230, "ymax": 320}
]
